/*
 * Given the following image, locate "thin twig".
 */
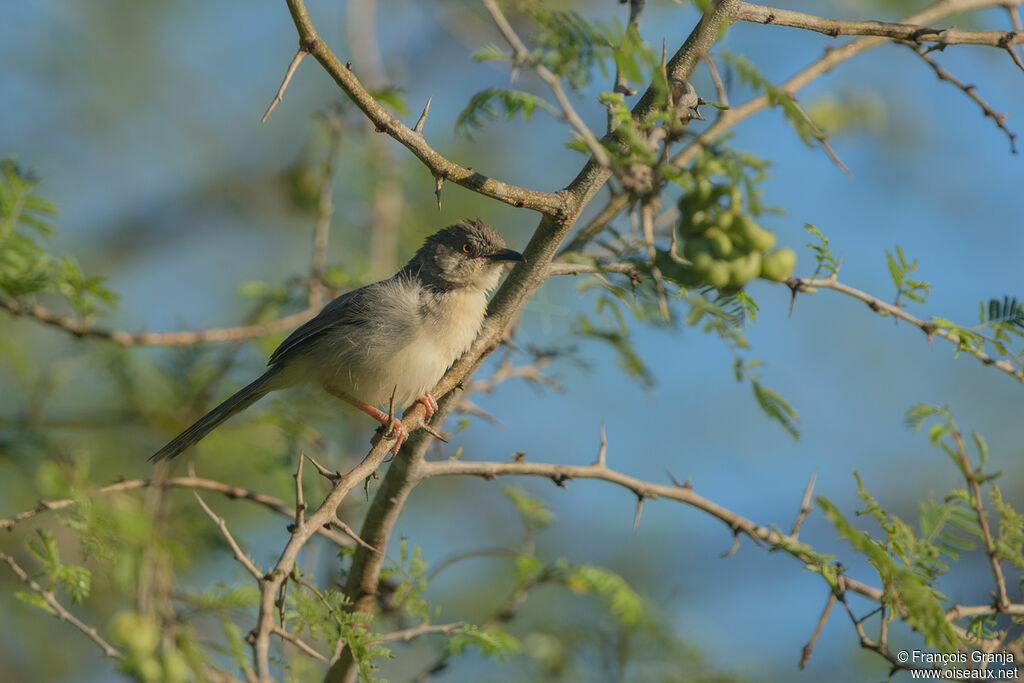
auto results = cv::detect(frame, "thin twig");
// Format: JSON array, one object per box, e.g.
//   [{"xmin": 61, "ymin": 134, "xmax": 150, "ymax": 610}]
[
  {"xmin": 952, "ymin": 430, "xmax": 1009, "ymax": 610},
  {"xmin": 332, "ymin": 514, "xmax": 379, "ymax": 553},
  {"xmin": 0, "ymin": 552, "xmax": 123, "ymax": 659},
  {"xmin": 481, "ymin": 0, "xmax": 612, "ymax": 168},
  {"xmin": 703, "ymin": 54, "xmax": 728, "ymax": 106},
  {"xmin": 193, "ymin": 492, "xmax": 263, "ymax": 580},
  {"xmin": 372, "ymin": 621, "xmax": 464, "ymax": 645},
  {"xmin": 1006, "ymin": 3, "xmax": 1024, "ymax": 72},
  {"xmin": 262, "ymin": 48, "xmax": 309, "ymax": 123},
  {"xmin": 799, "ymin": 591, "xmax": 836, "ymax": 669},
  {"xmin": 787, "ymin": 276, "xmax": 1024, "ymax": 384},
  {"xmin": 558, "ymin": 193, "xmax": 630, "ymax": 256},
  {"xmin": 283, "ymin": 0, "xmax": 565, "ymax": 214},
  {"xmin": 736, "ymin": 2, "xmax": 1024, "ymax": 47},
  {"xmin": 908, "ymin": 44, "xmax": 1018, "ymax": 153},
  {"xmin": 295, "ymin": 452, "xmax": 307, "ymax": 529},
  {"xmin": 674, "ymin": 0, "xmax": 1020, "ymax": 170},
  {"xmin": 272, "ymin": 624, "xmax": 329, "ymax": 662},
  {"xmin": 788, "ymin": 472, "xmax": 817, "ymax": 541},
  {"xmin": 0, "ymin": 476, "xmax": 350, "ymax": 548},
  {"xmin": 641, "ymin": 198, "xmax": 671, "ymax": 320},
  {"xmin": 0, "ymin": 297, "xmax": 318, "ymax": 347}
]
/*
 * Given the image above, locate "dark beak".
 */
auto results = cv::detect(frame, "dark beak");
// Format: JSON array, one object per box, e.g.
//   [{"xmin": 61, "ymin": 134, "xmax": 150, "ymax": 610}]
[{"xmin": 487, "ymin": 248, "xmax": 526, "ymax": 263}]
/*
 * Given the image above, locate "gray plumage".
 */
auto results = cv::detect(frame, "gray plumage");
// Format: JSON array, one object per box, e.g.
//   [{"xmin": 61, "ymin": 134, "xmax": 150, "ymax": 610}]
[{"xmin": 150, "ymin": 218, "xmax": 523, "ymax": 462}]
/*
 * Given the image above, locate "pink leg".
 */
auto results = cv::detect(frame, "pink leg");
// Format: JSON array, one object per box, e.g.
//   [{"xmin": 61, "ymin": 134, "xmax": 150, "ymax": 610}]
[{"xmin": 327, "ymin": 390, "xmax": 409, "ymax": 455}]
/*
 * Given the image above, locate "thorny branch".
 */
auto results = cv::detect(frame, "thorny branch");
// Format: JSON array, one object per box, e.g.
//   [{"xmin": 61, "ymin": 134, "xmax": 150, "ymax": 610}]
[
  {"xmin": 908, "ymin": 43, "xmax": 1018, "ymax": 153},
  {"xmin": 0, "ymin": 297, "xmax": 319, "ymax": 347},
  {"xmin": 737, "ymin": 1, "xmax": 1024, "ymax": 48},
  {"xmin": 0, "ymin": 476, "xmax": 353, "ymax": 549},
  {"xmin": 281, "ymin": 0, "xmax": 565, "ymax": 216},
  {"xmin": 481, "ymin": 0, "xmax": 612, "ymax": 168},
  {"xmin": 1, "ymin": 552, "xmax": 123, "ymax": 659},
  {"xmin": 674, "ymin": 0, "xmax": 1023, "ymax": 170},
  {"xmin": 787, "ymin": 275, "xmax": 1024, "ymax": 384}
]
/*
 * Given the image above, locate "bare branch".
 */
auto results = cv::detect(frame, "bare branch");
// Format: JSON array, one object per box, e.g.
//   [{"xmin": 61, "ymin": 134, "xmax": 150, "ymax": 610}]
[
  {"xmin": 481, "ymin": 0, "xmax": 611, "ymax": 168},
  {"xmin": 799, "ymin": 591, "xmax": 836, "ymax": 670},
  {"xmin": 272, "ymin": 624, "xmax": 329, "ymax": 662},
  {"xmin": 282, "ymin": 0, "xmax": 565, "ymax": 215},
  {"xmin": 262, "ymin": 48, "xmax": 308, "ymax": 123},
  {"xmin": 0, "ymin": 296, "xmax": 319, "ymax": 347},
  {"xmin": 0, "ymin": 476, "xmax": 353, "ymax": 549},
  {"xmin": 295, "ymin": 452, "xmax": 307, "ymax": 529},
  {"xmin": 703, "ymin": 54, "xmax": 728, "ymax": 107},
  {"xmin": 0, "ymin": 552, "xmax": 123, "ymax": 659},
  {"xmin": 194, "ymin": 492, "xmax": 263, "ymax": 580},
  {"xmin": 558, "ymin": 193, "xmax": 630, "ymax": 256},
  {"xmin": 736, "ymin": 1, "xmax": 1024, "ymax": 47},
  {"xmin": 952, "ymin": 430, "xmax": 1009, "ymax": 610},
  {"xmin": 788, "ymin": 472, "xmax": 817, "ymax": 541},
  {"xmin": 372, "ymin": 621, "xmax": 464, "ymax": 645},
  {"xmin": 674, "ymin": 0, "xmax": 1018, "ymax": 170},
  {"xmin": 787, "ymin": 276, "xmax": 1024, "ymax": 384},
  {"xmin": 908, "ymin": 44, "xmax": 1018, "ymax": 153},
  {"xmin": 419, "ymin": 455, "xmax": 886, "ymax": 596}
]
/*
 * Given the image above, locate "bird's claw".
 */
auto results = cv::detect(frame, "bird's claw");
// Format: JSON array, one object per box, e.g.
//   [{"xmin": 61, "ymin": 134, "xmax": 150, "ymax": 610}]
[
  {"xmin": 415, "ymin": 392, "xmax": 438, "ymax": 419},
  {"xmin": 371, "ymin": 416, "xmax": 409, "ymax": 455}
]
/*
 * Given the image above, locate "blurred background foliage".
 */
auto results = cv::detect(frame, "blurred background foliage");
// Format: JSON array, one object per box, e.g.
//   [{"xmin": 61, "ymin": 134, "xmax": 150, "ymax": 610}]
[{"xmin": 1, "ymin": 0, "xmax": 1023, "ymax": 681}]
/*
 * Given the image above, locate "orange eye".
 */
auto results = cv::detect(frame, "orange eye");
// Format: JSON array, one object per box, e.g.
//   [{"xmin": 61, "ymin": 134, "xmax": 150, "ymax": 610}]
[{"xmin": 461, "ymin": 243, "xmax": 471, "ymax": 254}]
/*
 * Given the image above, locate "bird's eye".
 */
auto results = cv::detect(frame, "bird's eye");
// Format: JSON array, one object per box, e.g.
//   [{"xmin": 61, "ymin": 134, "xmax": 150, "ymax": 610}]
[{"xmin": 461, "ymin": 243, "xmax": 471, "ymax": 254}]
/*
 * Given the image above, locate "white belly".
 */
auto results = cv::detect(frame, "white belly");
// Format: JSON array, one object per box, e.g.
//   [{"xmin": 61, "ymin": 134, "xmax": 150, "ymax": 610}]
[{"xmin": 314, "ymin": 285, "xmax": 488, "ymax": 409}]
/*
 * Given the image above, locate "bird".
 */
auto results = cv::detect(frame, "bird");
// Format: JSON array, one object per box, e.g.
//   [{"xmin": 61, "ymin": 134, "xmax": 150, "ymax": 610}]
[{"xmin": 149, "ymin": 218, "xmax": 524, "ymax": 462}]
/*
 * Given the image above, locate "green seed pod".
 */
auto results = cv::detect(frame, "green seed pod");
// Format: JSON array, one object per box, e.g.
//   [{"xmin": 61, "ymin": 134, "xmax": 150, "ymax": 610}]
[
  {"xmin": 704, "ymin": 261, "xmax": 731, "ymax": 289},
  {"xmin": 733, "ymin": 215, "xmax": 777, "ymax": 252},
  {"xmin": 704, "ymin": 159, "xmax": 726, "ymax": 176},
  {"xmin": 705, "ymin": 228, "xmax": 734, "ymax": 259},
  {"xmin": 729, "ymin": 187, "xmax": 743, "ymax": 210},
  {"xmin": 729, "ymin": 251, "xmax": 762, "ymax": 286},
  {"xmin": 696, "ymin": 178, "xmax": 713, "ymax": 202},
  {"xmin": 761, "ymin": 247, "xmax": 797, "ymax": 282},
  {"xmin": 715, "ymin": 211, "xmax": 735, "ymax": 233}
]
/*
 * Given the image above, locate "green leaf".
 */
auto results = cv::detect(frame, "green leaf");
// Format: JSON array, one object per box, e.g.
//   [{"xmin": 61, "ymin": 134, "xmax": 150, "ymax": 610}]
[
  {"xmin": 57, "ymin": 564, "xmax": 91, "ymax": 604},
  {"xmin": 455, "ymin": 88, "xmax": 558, "ymax": 136},
  {"xmin": 502, "ymin": 486, "xmax": 555, "ymax": 530},
  {"xmin": 472, "ymin": 44, "xmax": 507, "ymax": 62},
  {"xmin": 446, "ymin": 624, "xmax": 520, "ymax": 662},
  {"xmin": 752, "ymin": 381, "xmax": 799, "ymax": 439},
  {"xmin": 14, "ymin": 590, "xmax": 55, "ymax": 615},
  {"xmin": 561, "ymin": 564, "xmax": 645, "ymax": 627},
  {"xmin": 367, "ymin": 85, "xmax": 409, "ymax": 116}
]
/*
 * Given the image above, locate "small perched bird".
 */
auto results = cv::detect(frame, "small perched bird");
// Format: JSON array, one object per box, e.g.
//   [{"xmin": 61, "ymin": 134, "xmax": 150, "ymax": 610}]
[{"xmin": 150, "ymin": 218, "xmax": 524, "ymax": 462}]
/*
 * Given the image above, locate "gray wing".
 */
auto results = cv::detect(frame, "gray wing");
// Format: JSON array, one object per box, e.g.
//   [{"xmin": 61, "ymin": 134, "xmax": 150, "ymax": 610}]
[{"xmin": 267, "ymin": 286, "xmax": 370, "ymax": 366}]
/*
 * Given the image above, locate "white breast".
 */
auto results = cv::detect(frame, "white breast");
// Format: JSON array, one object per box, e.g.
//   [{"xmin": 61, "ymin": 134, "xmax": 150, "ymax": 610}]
[{"xmin": 312, "ymin": 281, "xmax": 489, "ymax": 409}]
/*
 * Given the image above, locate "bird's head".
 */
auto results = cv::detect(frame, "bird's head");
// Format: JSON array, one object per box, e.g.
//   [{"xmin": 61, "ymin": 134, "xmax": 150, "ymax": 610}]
[{"xmin": 408, "ymin": 218, "xmax": 525, "ymax": 292}]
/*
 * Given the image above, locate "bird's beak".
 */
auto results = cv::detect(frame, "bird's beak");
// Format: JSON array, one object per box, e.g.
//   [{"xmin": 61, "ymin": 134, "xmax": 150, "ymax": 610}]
[{"xmin": 486, "ymin": 248, "xmax": 526, "ymax": 263}]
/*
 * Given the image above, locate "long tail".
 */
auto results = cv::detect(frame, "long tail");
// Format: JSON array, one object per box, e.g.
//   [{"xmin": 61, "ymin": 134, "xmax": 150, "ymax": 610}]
[{"xmin": 149, "ymin": 369, "xmax": 281, "ymax": 462}]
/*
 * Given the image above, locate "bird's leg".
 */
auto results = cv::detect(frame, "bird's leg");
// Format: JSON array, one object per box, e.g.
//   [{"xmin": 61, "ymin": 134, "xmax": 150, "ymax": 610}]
[
  {"xmin": 410, "ymin": 392, "xmax": 438, "ymax": 420},
  {"xmin": 325, "ymin": 389, "xmax": 408, "ymax": 455}
]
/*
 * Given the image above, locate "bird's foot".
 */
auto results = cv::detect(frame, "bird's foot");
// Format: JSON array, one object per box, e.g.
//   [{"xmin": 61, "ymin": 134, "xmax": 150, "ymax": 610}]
[
  {"xmin": 414, "ymin": 392, "xmax": 438, "ymax": 419},
  {"xmin": 371, "ymin": 416, "xmax": 409, "ymax": 455}
]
